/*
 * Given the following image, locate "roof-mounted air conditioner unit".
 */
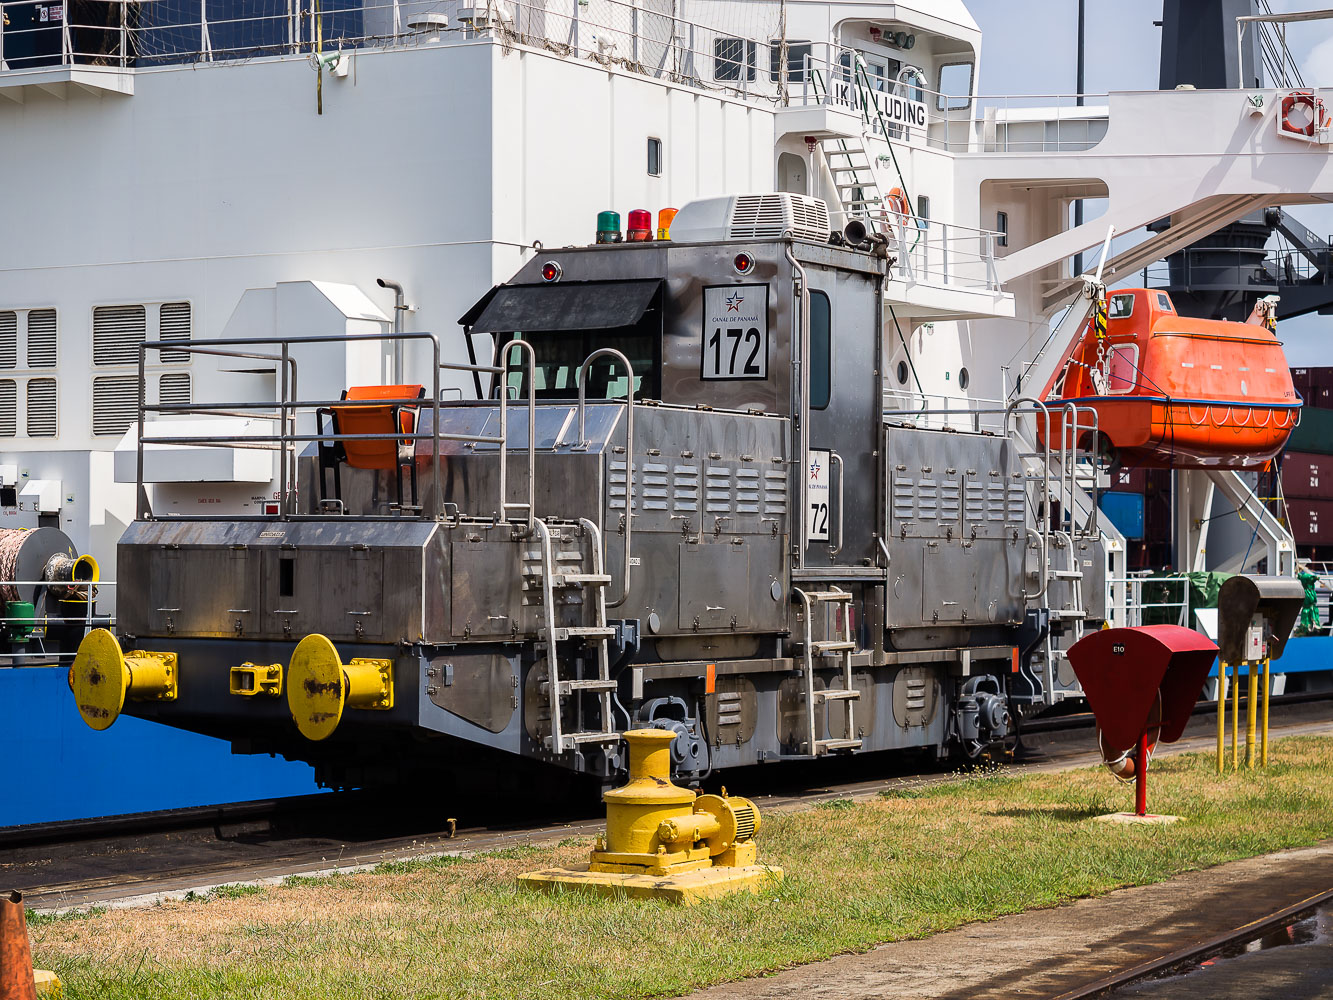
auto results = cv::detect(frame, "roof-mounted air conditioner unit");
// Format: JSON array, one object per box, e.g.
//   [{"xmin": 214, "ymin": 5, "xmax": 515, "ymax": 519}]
[{"xmin": 669, "ymin": 193, "xmax": 831, "ymax": 244}]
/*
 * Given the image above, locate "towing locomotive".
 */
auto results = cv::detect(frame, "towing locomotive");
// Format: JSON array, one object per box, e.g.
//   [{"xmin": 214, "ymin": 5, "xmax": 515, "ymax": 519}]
[{"xmin": 71, "ymin": 194, "xmax": 1104, "ymax": 787}]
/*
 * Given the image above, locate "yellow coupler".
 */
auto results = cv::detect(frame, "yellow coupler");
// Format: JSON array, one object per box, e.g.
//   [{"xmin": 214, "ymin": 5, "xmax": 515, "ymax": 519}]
[{"xmin": 518, "ymin": 729, "xmax": 782, "ymax": 904}]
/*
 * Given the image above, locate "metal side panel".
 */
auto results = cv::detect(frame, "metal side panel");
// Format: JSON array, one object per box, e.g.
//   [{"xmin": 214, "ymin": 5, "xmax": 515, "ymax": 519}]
[{"xmin": 118, "ymin": 518, "xmax": 436, "ymax": 642}]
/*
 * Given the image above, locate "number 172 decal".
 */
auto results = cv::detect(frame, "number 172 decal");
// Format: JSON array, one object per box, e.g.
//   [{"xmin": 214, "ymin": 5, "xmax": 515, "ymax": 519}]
[{"xmin": 701, "ymin": 284, "xmax": 768, "ymax": 380}]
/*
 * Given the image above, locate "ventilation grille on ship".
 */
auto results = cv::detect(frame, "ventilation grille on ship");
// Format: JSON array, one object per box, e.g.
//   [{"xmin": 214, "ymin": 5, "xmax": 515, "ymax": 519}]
[{"xmin": 727, "ymin": 194, "xmax": 830, "ymax": 242}]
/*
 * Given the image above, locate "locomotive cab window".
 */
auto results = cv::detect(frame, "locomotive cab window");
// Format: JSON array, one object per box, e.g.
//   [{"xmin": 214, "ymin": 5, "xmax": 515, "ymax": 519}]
[
  {"xmin": 809, "ymin": 291, "xmax": 831, "ymax": 409},
  {"xmin": 477, "ymin": 281, "xmax": 665, "ymax": 401}
]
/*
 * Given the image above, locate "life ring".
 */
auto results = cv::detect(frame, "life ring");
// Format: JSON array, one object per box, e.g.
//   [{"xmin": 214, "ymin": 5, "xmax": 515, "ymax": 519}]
[
  {"xmin": 1281, "ymin": 90, "xmax": 1319, "ymax": 137},
  {"xmin": 885, "ymin": 187, "xmax": 909, "ymax": 218}
]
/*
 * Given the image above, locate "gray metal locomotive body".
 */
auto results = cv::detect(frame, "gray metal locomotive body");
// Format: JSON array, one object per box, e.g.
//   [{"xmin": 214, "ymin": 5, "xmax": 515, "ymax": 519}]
[{"xmin": 105, "ymin": 235, "xmax": 1090, "ymax": 787}]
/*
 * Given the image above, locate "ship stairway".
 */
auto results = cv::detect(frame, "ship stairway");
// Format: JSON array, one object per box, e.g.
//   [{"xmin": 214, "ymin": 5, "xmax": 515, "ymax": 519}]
[
  {"xmin": 1192, "ymin": 469, "xmax": 1297, "ymax": 578},
  {"xmin": 793, "ymin": 587, "xmax": 862, "ymax": 755},
  {"xmin": 821, "ymin": 138, "xmax": 886, "ymax": 222},
  {"xmin": 531, "ymin": 517, "xmax": 619, "ymax": 754}
]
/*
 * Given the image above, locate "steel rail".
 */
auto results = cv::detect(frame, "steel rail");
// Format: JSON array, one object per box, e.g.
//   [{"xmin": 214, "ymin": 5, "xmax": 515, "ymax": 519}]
[{"xmin": 1049, "ymin": 885, "xmax": 1333, "ymax": 1000}]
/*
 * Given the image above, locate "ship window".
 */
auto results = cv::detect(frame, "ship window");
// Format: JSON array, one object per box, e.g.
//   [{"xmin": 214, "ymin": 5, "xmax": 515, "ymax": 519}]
[
  {"xmin": 936, "ymin": 62, "xmax": 973, "ymax": 111},
  {"xmin": 1107, "ymin": 345, "xmax": 1139, "ymax": 395},
  {"xmin": 896, "ymin": 360, "xmax": 909, "ymax": 385},
  {"xmin": 92, "ymin": 375, "xmax": 139, "ymax": 436},
  {"xmin": 0, "ymin": 380, "xmax": 15, "ymax": 437},
  {"xmin": 1108, "ymin": 293, "xmax": 1135, "ymax": 319},
  {"xmin": 958, "ymin": 367, "xmax": 970, "ymax": 390},
  {"xmin": 93, "ymin": 305, "xmax": 147, "ymax": 365},
  {"xmin": 769, "ymin": 39, "xmax": 812, "ymax": 82},
  {"xmin": 714, "ymin": 38, "xmax": 756, "ymax": 82},
  {"xmin": 647, "ymin": 138, "xmax": 663, "ymax": 177},
  {"xmin": 995, "ymin": 211, "xmax": 1008, "ymax": 248},
  {"xmin": 0, "ymin": 313, "xmax": 14, "ymax": 371},
  {"xmin": 1156, "ymin": 292, "xmax": 1174, "ymax": 312},
  {"xmin": 916, "ymin": 196, "xmax": 930, "ymax": 230},
  {"xmin": 159, "ymin": 302, "xmax": 192, "ymax": 362},
  {"xmin": 26, "ymin": 310, "xmax": 56, "ymax": 368},
  {"xmin": 26, "ymin": 378, "xmax": 57, "ymax": 437},
  {"xmin": 809, "ymin": 291, "xmax": 830, "ymax": 410}
]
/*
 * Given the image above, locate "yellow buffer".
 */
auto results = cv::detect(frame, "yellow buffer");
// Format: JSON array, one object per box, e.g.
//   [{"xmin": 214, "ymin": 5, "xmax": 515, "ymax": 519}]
[
  {"xmin": 286, "ymin": 633, "xmax": 393, "ymax": 741},
  {"xmin": 69, "ymin": 628, "xmax": 177, "ymax": 731},
  {"xmin": 518, "ymin": 729, "xmax": 781, "ymax": 904}
]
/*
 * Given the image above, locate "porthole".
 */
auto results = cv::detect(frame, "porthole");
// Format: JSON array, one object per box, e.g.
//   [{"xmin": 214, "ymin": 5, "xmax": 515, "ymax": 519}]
[
  {"xmin": 896, "ymin": 360, "xmax": 909, "ymax": 385},
  {"xmin": 958, "ymin": 367, "xmax": 970, "ymax": 390}
]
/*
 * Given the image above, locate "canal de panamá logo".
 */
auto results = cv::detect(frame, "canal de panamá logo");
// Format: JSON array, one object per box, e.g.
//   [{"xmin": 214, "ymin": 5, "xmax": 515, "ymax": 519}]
[{"xmin": 725, "ymin": 292, "xmax": 744, "ymax": 312}]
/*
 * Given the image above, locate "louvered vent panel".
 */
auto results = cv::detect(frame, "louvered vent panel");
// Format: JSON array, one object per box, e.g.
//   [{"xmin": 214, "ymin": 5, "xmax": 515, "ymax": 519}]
[
  {"xmin": 159, "ymin": 372, "xmax": 191, "ymax": 406},
  {"xmin": 0, "ymin": 313, "xmax": 15, "ymax": 370},
  {"xmin": 726, "ymin": 194, "xmax": 830, "ymax": 242},
  {"xmin": 93, "ymin": 375, "xmax": 139, "ymax": 435},
  {"xmin": 26, "ymin": 309, "xmax": 56, "ymax": 368},
  {"xmin": 159, "ymin": 302, "xmax": 191, "ymax": 363},
  {"xmin": 0, "ymin": 380, "xmax": 15, "ymax": 437},
  {"xmin": 728, "ymin": 195, "xmax": 789, "ymax": 239},
  {"xmin": 26, "ymin": 378, "xmax": 57, "ymax": 437},
  {"xmin": 93, "ymin": 305, "xmax": 147, "ymax": 366}
]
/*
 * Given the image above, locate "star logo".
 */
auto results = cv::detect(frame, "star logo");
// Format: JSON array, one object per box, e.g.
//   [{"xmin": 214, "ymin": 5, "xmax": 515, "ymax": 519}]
[
  {"xmin": 725, "ymin": 292, "xmax": 743, "ymax": 312},
  {"xmin": 809, "ymin": 458, "xmax": 821, "ymax": 480}
]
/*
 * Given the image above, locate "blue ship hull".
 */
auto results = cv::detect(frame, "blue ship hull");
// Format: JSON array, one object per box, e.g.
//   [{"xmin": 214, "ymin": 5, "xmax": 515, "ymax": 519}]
[{"xmin": 1, "ymin": 666, "xmax": 321, "ymax": 828}]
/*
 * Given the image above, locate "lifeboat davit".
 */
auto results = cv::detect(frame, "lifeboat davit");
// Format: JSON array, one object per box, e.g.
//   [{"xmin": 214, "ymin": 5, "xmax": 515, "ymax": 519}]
[{"xmin": 1038, "ymin": 289, "xmax": 1300, "ymax": 469}]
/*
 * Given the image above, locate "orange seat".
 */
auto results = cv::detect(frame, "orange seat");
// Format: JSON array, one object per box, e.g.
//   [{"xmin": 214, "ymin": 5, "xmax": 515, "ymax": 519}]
[{"xmin": 318, "ymin": 384, "xmax": 424, "ymax": 512}]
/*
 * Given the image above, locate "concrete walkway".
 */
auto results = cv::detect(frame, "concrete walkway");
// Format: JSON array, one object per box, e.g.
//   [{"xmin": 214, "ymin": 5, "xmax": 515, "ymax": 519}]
[{"xmin": 682, "ymin": 841, "xmax": 1333, "ymax": 1000}]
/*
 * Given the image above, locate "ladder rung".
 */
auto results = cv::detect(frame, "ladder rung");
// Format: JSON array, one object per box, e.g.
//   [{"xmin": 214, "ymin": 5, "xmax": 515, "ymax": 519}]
[
  {"xmin": 554, "ymin": 626, "xmax": 617, "ymax": 639},
  {"xmin": 817, "ymin": 689, "xmax": 861, "ymax": 703},
  {"xmin": 552, "ymin": 573, "xmax": 612, "ymax": 586},
  {"xmin": 805, "ymin": 591, "xmax": 854, "ymax": 602},
  {"xmin": 551, "ymin": 731, "xmax": 622, "ymax": 749},
  {"xmin": 810, "ymin": 640, "xmax": 856, "ymax": 653},
  {"xmin": 1049, "ymin": 570, "xmax": 1083, "ymax": 579},
  {"xmin": 558, "ymin": 679, "xmax": 617, "ymax": 694},
  {"xmin": 814, "ymin": 738, "xmax": 862, "ymax": 753}
]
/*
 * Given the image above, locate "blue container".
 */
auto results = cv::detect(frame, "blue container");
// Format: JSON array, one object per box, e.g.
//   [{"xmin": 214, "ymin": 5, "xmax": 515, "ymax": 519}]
[
  {"xmin": 0, "ymin": 667, "xmax": 322, "ymax": 828},
  {"xmin": 1100, "ymin": 491, "xmax": 1145, "ymax": 540}
]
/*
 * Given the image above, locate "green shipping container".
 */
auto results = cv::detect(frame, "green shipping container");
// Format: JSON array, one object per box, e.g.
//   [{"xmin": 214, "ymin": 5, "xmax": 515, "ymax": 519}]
[{"xmin": 1287, "ymin": 407, "xmax": 1333, "ymax": 457}]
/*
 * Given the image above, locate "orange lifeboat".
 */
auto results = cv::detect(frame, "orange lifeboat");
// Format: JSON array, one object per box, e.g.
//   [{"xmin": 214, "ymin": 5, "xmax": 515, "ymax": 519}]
[{"xmin": 1037, "ymin": 289, "xmax": 1301, "ymax": 469}]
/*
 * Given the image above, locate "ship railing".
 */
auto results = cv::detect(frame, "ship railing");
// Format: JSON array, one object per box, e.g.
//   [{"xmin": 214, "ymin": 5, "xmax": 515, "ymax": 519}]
[
  {"xmin": 1106, "ymin": 573, "xmax": 1190, "ymax": 630},
  {"xmin": 1139, "ymin": 246, "xmax": 1331, "ymax": 291},
  {"xmin": 0, "ymin": 580, "xmax": 115, "ymax": 666},
  {"xmin": 131, "ymin": 331, "xmax": 539, "ymax": 527},
  {"xmin": 0, "ymin": 0, "xmax": 799, "ymax": 105}
]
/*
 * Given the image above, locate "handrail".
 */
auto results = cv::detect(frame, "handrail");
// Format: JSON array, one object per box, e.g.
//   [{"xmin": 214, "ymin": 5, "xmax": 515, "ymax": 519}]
[
  {"xmin": 136, "ymin": 332, "xmax": 448, "ymax": 519},
  {"xmin": 829, "ymin": 451, "xmax": 844, "ymax": 557},
  {"xmin": 786, "ymin": 245, "xmax": 812, "ymax": 570},
  {"xmin": 576, "ymin": 347, "xmax": 635, "ymax": 608},
  {"xmin": 496, "ymin": 338, "xmax": 538, "ymax": 534},
  {"xmin": 1007, "ymin": 396, "xmax": 1053, "ymax": 602}
]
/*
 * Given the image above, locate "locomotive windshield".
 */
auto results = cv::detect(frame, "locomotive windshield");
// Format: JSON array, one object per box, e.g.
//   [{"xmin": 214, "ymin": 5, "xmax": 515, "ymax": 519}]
[{"xmin": 466, "ymin": 279, "xmax": 664, "ymax": 400}]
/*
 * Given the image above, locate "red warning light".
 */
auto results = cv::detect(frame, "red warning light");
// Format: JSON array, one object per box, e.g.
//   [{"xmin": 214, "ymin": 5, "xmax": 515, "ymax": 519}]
[
  {"xmin": 733, "ymin": 252, "xmax": 755, "ymax": 275},
  {"xmin": 541, "ymin": 260, "xmax": 563, "ymax": 282},
  {"xmin": 626, "ymin": 209, "xmax": 653, "ymax": 242}
]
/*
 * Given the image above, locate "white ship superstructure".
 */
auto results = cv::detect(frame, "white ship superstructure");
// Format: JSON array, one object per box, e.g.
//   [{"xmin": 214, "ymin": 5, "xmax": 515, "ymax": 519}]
[{"xmin": 0, "ymin": 0, "xmax": 1330, "ymax": 603}]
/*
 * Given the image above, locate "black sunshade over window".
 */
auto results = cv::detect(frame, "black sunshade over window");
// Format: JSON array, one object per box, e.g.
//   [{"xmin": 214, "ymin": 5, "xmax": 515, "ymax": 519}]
[{"xmin": 468, "ymin": 280, "xmax": 661, "ymax": 333}]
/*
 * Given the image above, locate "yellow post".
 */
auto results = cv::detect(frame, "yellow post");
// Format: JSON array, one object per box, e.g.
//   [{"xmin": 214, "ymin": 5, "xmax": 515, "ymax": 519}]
[
  {"xmin": 1246, "ymin": 659, "xmax": 1259, "ymax": 769},
  {"xmin": 1231, "ymin": 660, "xmax": 1240, "ymax": 770},
  {"xmin": 1216, "ymin": 660, "xmax": 1228, "ymax": 775},
  {"xmin": 1261, "ymin": 657, "xmax": 1271, "ymax": 767}
]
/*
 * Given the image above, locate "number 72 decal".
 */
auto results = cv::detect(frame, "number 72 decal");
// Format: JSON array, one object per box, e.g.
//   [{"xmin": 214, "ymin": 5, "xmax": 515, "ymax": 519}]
[{"xmin": 701, "ymin": 284, "xmax": 768, "ymax": 380}]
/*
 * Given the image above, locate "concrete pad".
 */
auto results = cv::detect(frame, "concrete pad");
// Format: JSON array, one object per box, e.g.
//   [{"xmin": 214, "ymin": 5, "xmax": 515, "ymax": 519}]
[
  {"xmin": 1093, "ymin": 811, "xmax": 1184, "ymax": 825},
  {"xmin": 517, "ymin": 864, "xmax": 782, "ymax": 905},
  {"xmin": 678, "ymin": 842, "xmax": 1333, "ymax": 999}
]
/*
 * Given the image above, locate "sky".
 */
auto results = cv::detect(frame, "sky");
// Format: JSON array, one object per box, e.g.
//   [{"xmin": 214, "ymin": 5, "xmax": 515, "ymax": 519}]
[{"xmin": 965, "ymin": 0, "xmax": 1333, "ymax": 364}]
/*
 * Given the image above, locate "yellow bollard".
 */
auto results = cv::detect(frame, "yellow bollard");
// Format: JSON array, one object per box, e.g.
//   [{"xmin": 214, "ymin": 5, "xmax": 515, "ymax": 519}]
[
  {"xmin": 1216, "ymin": 660, "xmax": 1228, "ymax": 774},
  {"xmin": 1246, "ymin": 660, "xmax": 1259, "ymax": 769},
  {"xmin": 1261, "ymin": 658, "xmax": 1271, "ymax": 767},
  {"xmin": 1231, "ymin": 659, "xmax": 1240, "ymax": 770}
]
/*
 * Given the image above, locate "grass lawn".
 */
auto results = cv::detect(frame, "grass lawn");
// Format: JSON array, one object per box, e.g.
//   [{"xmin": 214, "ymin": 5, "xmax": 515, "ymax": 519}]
[{"xmin": 31, "ymin": 735, "xmax": 1333, "ymax": 1000}]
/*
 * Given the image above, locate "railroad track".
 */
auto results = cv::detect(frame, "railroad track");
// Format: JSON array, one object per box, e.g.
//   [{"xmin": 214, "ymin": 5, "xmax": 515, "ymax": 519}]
[{"xmin": 8, "ymin": 698, "xmax": 1331, "ymax": 914}]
